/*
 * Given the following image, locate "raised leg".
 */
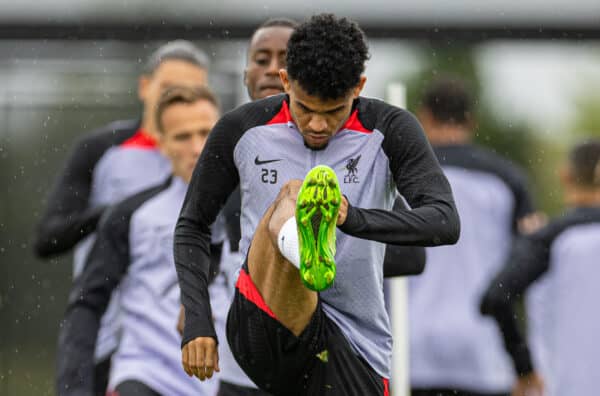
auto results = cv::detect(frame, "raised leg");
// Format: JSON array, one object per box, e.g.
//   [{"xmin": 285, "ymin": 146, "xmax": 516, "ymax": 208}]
[
  {"xmin": 246, "ymin": 166, "xmax": 341, "ymax": 336},
  {"xmin": 247, "ymin": 180, "xmax": 317, "ymax": 337}
]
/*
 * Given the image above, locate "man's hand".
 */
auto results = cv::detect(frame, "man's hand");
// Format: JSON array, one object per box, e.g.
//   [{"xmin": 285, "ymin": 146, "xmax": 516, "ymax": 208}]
[
  {"xmin": 336, "ymin": 196, "xmax": 348, "ymax": 225},
  {"xmin": 182, "ymin": 337, "xmax": 220, "ymax": 381},
  {"xmin": 512, "ymin": 372, "xmax": 545, "ymax": 396},
  {"xmin": 518, "ymin": 212, "xmax": 548, "ymax": 235}
]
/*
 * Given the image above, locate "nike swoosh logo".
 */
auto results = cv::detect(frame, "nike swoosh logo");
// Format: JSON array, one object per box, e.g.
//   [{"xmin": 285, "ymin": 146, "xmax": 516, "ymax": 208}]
[{"xmin": 254, "ymin": 156, "xmax": 282, "ymax": 165}]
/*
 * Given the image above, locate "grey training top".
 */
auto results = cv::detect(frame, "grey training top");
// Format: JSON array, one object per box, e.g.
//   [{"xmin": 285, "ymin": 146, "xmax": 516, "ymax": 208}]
[
  {"xmin": 409, "ymin": 144, "xmax": 534, "ymax": 392},
  {"xmin": 175, "ymin": 94, "xmax": 460, "ymax": 378},
  {"xmin": 481, "ymin": 206, "xmax": 600, "ymax": 396}
]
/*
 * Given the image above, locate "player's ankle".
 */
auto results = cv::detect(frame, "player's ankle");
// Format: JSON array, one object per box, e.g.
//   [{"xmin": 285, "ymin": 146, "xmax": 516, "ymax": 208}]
[{"xmin": 277, "ymin": 217, "xmax": 301, "ymax": 269}]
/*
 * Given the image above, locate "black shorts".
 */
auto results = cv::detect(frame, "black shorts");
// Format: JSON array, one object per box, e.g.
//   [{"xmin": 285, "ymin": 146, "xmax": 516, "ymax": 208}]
[
  {"xmin": 218, "ymin": 380, "xmax": 273, "ymax": 396},
  {"xmin": 226, "ymin": 266, "xmax": 389, "ymax": 396},
  {"xmin": 111, "ymin": 380, "xmax": 160, "ymax": 396}
]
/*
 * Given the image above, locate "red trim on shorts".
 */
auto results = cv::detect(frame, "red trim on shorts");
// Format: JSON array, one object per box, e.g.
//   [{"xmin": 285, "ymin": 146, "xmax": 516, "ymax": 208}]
[
  {"xmin": 383, "ymin": 378, "xmax": 390, "ymax": 396},
  {"xmin": 236, "ymin": 268, "xmax": 277, "ymax": 319},
  {"xmin": 120, "ymin": 129, "xmax": 157, "ymax": 149},
  {"xmin": 341, "ymin": 109, "xmax": 372, "ymax": 134},
  {"xmin": 105, "ymin": 391, "xmax": 119, "ymax": 396},
  {"xmin": 266, "ymin": 100, "xmax": 292, "ymax": 125}
]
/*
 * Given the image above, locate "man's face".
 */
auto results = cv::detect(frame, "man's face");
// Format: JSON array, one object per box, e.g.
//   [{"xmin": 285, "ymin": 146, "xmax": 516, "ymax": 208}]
[
  {"xmin": 281, "ymin": 70, "xmax": 366, "ymax": 150},
  {"xmin": 244, "ymin": 26, "xmax": 294, "ymax": 100},
  {"xmin": 158, "ymin": 99, "xmax": 219, "ymax": 183},
  {"xmin": 139, "ymin": 60, "xmax": 208, "ymax": 130}
]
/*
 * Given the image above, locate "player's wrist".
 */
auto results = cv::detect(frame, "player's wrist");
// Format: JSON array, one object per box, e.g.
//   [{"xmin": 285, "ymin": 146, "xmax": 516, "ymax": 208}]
[
  {"xmin": 511, "ymin": 343, "xmax": 534, "ymax": 377},
  {"xmin": 337, "ymin": 199, "xmax": 361, "ymax": 233},
  {"xmin": 181, "ymin": 312, "xmax": 218, "ymax": 348}
]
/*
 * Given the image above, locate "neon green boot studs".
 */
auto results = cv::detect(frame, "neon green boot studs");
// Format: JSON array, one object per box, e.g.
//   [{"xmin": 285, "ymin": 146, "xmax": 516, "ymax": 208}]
[{"xmin": 296, "ymin": 165, "xmax": 341, "ymax": 291}]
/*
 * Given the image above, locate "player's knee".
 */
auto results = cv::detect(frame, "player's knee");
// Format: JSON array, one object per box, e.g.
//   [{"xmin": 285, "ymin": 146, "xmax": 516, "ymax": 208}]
[
  {"xmin": 286, "ymin": 179, "xmax": 303, "ymax": 195},
  {"xmin": 279, "ymin": 180, "xmax": 302, "ymax": 200}
]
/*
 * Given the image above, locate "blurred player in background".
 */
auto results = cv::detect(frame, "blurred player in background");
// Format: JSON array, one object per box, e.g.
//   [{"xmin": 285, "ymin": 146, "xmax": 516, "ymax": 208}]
[
  {"xmin": 34, "ymin": 40, "xmax": 210, "ymax": 395},
  {"xmin": 482, "ymin": 139, "xmax": 600, "ymax": 396},
  {"xmin": 57, "ymin": 86, "xmax": 220, "ymax": 396},
  {"xmin": 408, "ymin": 76, "xmax": 542, "ymax": 396}
]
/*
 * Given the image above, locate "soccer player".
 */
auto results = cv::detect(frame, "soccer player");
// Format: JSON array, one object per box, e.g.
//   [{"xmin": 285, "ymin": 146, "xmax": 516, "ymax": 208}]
[
  {"xmin": 35, "ymin": 40, "xmax": 210, "ymax": 395},
  {"xmin": 408, "ymin": 77, "xmax": 539, "ymax": 396},
  {"xmin": 34, "ymin": 40, "xmax": 209, "ymax": 260},
  {"xmin": 481, "ymin": 139, "xmax": 600, "ymax": 396},
  {"xmin": 57, "ymin": 86, "xmax": 221, "ymax": 396},
  {"xmin": 207, "ymin": 16, "xmax": 424, "ymax": 396},
  {"xmin": 175, "ymin": 14, "xmax": 459, "ymax": 396}
]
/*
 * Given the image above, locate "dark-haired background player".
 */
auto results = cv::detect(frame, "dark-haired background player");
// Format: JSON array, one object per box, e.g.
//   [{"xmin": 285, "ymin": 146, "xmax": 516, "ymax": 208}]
[
  {"xmin": 175, "ymin": 14, "xmax": 459, "ymax": 396},
  {"xmin": 481, "ymin": 139, "xmax": 600, "ymax": 396},
  {"xmin": 57, "ymin": 86, "xmax": 220, "ymax": 396},
  {"xmin": 34, "ymin": 40, "xmax": 210, "ymax": 395},
  {"xmin": 409, "ymin": 76, "xmax": 540, "ymax": 396}
]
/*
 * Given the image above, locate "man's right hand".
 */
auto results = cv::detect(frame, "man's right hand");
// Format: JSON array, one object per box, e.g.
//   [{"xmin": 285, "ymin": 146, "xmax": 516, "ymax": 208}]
[
  {"xmin": 512, "ymin": 372, "xmax": 545, "ymax": 396},
  {"xmin": 182, "ymin": 337, "xmax": 220, "ymax": 381}
]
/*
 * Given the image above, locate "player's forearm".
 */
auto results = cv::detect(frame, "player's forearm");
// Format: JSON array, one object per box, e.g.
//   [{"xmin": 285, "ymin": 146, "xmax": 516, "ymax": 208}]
[
  {"xmin": 339, "ymin": 200, "xmax": 460, "ymax": 246},
  {"xmin": 208, "ymin": 242, "xmax": 223, "ymax": 283},
  {"xmin": 33, "ymin": 206, "xmax": 106, "ymax": 257},
  {"xmin": 480, "ymin": 297, "xmax": 534, "ymax": 376},
  {"xmin": 383, "ymin": 245, "xmax": 426, "ymax": 277},
  {"xmin": 57, "ymin": 250, "xmax": 120, "ymax": 393},
  {"xmin": 480, "ymin": 252, "xmax": 538, "ymax": 377},
  {"xmin": 56, "ymin": 306, "xmax": 101, "ymax": 396},
  {"xmin": 174, "ymin": 218, "xmax": 217, "ymax": 346}
]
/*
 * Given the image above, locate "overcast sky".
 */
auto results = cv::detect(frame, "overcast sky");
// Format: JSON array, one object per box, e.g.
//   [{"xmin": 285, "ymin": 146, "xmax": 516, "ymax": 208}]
[{"xmin": 1, "ymin": 0, "xmax": 599, "ymax": 26}]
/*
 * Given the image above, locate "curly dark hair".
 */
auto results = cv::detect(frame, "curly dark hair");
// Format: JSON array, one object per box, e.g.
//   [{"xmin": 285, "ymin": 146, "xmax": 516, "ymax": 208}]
[{"xmin": 286, "ymin": 14, "xmax": 370, "ymax": 100}]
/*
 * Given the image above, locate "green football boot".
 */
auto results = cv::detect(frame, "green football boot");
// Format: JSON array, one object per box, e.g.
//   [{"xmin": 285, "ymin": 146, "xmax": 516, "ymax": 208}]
[{"xmin": 296, "ymin": 165, "xmax": 341, "ymax": 291}]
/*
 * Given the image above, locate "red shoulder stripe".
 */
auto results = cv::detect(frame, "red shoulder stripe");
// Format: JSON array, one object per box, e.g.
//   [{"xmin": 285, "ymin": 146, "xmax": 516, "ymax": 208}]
[
  {"xmin": 120, "ymin": 129, "xmax": 158, "ymax": 149},
  {"xmin": 341, "ymin": 109, "xmax": 372, "ymax": 134},
  {"xmin": 266, "ymin": 101, "xmax": 293, "ymax": 125}
]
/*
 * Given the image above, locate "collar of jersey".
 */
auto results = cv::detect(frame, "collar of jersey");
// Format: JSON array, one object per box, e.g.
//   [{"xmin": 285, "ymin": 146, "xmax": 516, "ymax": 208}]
[
  {"xmin": 271, "ymin": 98, "xmax": 371, "ymax": 134},
  {"xmin": 121, "ymin": 128, "xmax": 158, "ymax": 149}
]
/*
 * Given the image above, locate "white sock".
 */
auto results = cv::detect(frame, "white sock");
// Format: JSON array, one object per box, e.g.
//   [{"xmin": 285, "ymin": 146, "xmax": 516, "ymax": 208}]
[{"xmin": 277, "ymin": 217, "xmax": 300, "ymax": 269}]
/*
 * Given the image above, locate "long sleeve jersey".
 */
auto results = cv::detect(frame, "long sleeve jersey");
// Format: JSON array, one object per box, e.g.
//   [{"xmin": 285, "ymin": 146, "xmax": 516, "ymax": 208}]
[
  {"xmin": 481, "ymin": 206, "xmax": 600, "ymax": 396},
  {"xmin": 34, "ymin": 119, "xmax": 171, "ymax": 362},
  {"xmin": 408, "ymin": 144, "xmax": 535, "ymax": 393},
  {"xmin": 174, "ymin": 94, "xmax": 460, "ymax": 379},
  {"xmin": 34, "ymin": 119, "xmax": 169, "ymax": 260},
  {"xmin": 57, "ymin": 177, "xmax": 219, "ymax": 396}
]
